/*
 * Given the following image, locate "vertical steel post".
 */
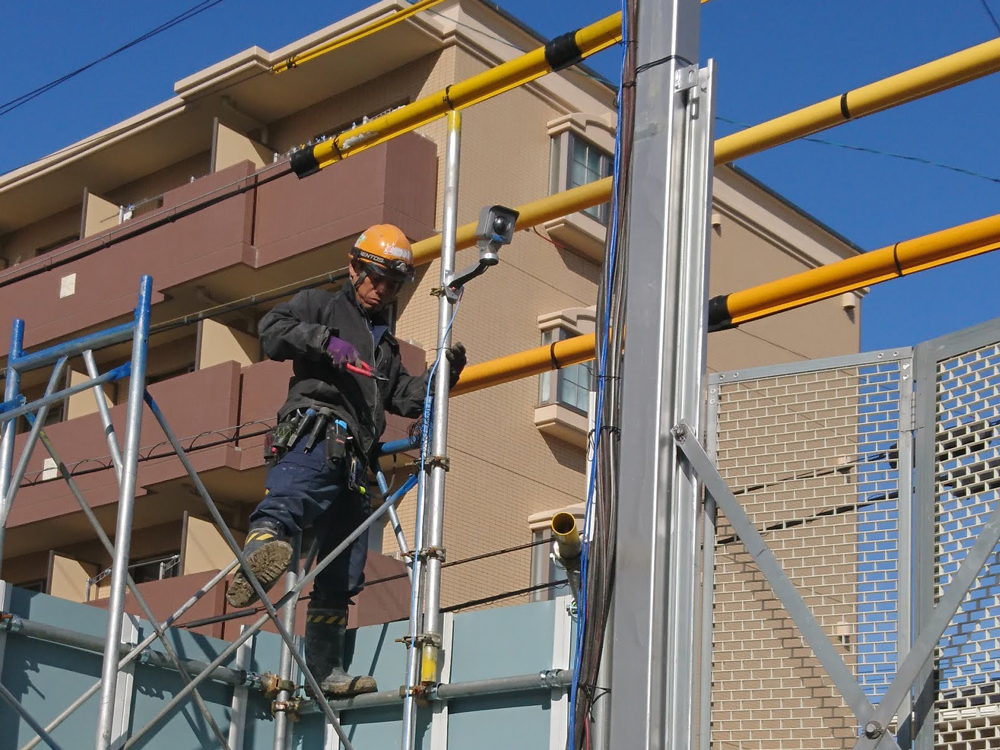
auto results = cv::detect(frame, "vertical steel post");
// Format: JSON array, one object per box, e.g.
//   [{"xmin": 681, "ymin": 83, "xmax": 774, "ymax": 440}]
[
  {"xmin": 911, "ymin": 343, "xmax": 937, "ymax": 750},
  {"xmin": 609, "ymin": 0, "xmax": 713, "ymax": 747},
  {"xmin": 421, "ymin": 109, "xmax": 461, "ymax": 686},
  {"xmin": 896, "ymin": 356, "xmax": 915, "ymax": 750},
  {"xmin": 401, "ymin": 108, "xmax": 461, "ymax": 750},
  {"xmin": 0, "ymin": 320, "xmax": 24, "ymax": 578},
  {"xmin": 273, "ymin": 538, "xmax": 301, "ymax": 750},
  {"xmin": 227, "ymin": 627, "xmax": 254, "ymax": 750},
  {"xmin": 95, "ymin": 276, "xmax": 152, "ymax": 750}
]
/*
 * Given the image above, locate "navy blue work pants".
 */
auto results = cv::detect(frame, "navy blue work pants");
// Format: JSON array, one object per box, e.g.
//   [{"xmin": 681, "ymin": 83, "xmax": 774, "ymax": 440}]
[{"xmin": 249, "ymin": 436, "xmax": 370, "ymax": 608}]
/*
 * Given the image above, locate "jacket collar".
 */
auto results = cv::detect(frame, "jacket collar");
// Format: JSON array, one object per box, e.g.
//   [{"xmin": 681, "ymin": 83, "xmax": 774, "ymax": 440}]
[{"xmin": 340, "ymin": 280, "xmax": 392, "ymax": 328}]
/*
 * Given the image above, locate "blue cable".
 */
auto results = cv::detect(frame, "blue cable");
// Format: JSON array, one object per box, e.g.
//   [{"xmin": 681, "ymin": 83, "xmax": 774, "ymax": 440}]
[
  {"xmin": 417, "ymin": 292, "xmax": 464, "ymax": 511},
  {"xmin": 568, "ymin": 6, "xmax": 628, "ymax": 745}
]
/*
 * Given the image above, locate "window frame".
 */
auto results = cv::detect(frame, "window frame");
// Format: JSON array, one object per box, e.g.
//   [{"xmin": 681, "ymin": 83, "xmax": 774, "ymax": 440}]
[{"xmin": 538, "ymin": 326, "xmax": 593, "ymax": 416}]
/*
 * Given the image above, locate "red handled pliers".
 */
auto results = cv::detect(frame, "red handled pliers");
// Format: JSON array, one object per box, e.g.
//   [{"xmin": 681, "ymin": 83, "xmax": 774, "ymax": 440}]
[{"xmin": 346, "ymin": 361, "xmax": 375, "ymax": 378}]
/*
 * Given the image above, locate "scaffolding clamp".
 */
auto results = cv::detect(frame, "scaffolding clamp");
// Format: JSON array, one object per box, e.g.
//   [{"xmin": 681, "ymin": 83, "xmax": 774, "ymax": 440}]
[
  {"xmin": 425, "ymin": 455, "xmax": 450, "ymax": 471},
  {"xmin": 538, "ymin": 669, "xmax": 564, "ymax": 689},
  {"xmin": 260, "ymin": 672, "xmax": 297, "ymax": 699},
  {"xmin": 0, "ymin": 612, "xmax": 22, "ymax": 633},
  {"xmin": 271, "ymin": 698, "xmax": 301, "ymax": 722},
  {"xmin": 416, "ymin": 546, "xmax": 446, "ymax": 563},
  {"xmin": 395, "ymin": 633, "xmax": 441, "ymax": 649}
]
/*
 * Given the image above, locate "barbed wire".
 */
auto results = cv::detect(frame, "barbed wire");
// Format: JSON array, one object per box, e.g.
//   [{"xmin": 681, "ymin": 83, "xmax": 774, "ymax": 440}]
[{"xmin": 18, "ymin": 417, "xmax": 276, "ymax": 486}]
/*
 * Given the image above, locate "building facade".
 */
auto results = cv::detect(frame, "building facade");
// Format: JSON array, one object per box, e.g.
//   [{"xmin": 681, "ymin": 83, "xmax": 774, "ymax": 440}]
[{"xmin": 0, "ymin": 0, "xmax": 862, "ymax": 631}]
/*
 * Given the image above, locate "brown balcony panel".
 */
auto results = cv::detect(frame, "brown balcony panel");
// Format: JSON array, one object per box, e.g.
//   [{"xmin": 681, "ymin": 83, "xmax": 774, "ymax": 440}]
[
  {"xmin": 5, "ymin": 363, "xmax": 243, "ymax": 544},
  {"xmin": 0, "ymin": 134, "xmax": 437, "ymax": 356},
  {"xmin": 253, "ymin": 134, "xmax": 438, "ymax": 269}
]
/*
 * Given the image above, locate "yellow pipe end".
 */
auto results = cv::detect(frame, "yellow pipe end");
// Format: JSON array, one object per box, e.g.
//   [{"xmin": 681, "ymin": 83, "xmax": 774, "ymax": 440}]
[
  {"xmin": 551, "ymin": 511, "xmax": 582, "ymax": 559},
  {"xmin": 420, "ymin": 644, "xmax": 438, "ymax": 684}
]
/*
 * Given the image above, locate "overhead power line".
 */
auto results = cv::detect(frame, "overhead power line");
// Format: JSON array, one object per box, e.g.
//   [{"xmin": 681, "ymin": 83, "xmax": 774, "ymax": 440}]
[
  {"xmin": 0, "ymin": 0, "xmax": 229, "ymax": 119},
  {"xmin": 978, "ymin": 0, "xmax": 1000, "ymax": 36},
  {"xmin": 716, "ymin": 115, "xmax": 1000, "ymax": 187}
]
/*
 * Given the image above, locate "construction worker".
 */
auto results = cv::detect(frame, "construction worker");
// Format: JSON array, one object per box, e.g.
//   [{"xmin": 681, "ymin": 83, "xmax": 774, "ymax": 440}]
[{"xmin": 227, "ymin": 224, "xmax": 466, "ymax": 698}]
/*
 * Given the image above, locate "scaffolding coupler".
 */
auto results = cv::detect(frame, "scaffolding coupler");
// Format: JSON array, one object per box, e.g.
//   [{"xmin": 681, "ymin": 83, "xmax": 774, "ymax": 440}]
[{"xmin": 260, "ymin": 672, "xmax": 297, "ymax": 699}]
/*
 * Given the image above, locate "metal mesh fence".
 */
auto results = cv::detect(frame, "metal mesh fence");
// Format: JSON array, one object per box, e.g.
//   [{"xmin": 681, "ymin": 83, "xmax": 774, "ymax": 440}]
[
  {"xmin": 932, "ymin": 342, "xmax": 1000, "ymax": 747},
  {"xmin": 710, "ymin": 354, "xmax": 908, "ymax": 749}
]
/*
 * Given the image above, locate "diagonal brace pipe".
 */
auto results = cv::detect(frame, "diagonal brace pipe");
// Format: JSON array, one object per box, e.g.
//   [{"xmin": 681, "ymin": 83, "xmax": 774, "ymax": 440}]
[
  {"xmin": 17, "ymin": 562, "xmax": 239, "ymax": 750},
  {"xmin": 672, "ymin": 422, "xmax": 902, "ymax": 750},
  {"xmin": 123, "ymin": 454, "xmax": 417, "ymax": 750},
  {"xmin": 852, "ymin": 482, "xmax": 1000, "ymax": 748},
  {"xmin": 23, "ymin": 413, "xmax": 233, "ymax": 750},
  {"xmin": 0, "ymin": 683, "xmax": 66, "ymax": 750}
]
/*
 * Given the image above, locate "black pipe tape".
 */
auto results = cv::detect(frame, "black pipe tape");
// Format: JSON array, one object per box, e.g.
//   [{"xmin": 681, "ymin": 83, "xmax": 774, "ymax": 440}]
[
  {"xmin": 707, "ymin": 294, "xmax": 732, "ymax": 328},
  {"xmin": 290, "ymin": 148, "xmax": 321, "ymax": 178},
  {"xmin": 545, "ymin": 31, "xmax": 583, "ymax": 72},
  {"xmin": 839, "ymin": 92, "xmax": 851, "ymax": 120}
]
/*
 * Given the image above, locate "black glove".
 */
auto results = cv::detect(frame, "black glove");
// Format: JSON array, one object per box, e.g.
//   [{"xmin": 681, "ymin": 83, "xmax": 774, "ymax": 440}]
[{"xmin": 446, "ymin": 342, "xmax": 467, "ymax": 387}]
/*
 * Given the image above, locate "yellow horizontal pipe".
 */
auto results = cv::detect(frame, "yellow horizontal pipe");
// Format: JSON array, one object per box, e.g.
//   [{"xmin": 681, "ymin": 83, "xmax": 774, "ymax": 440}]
[
  {"xmin": 411, "ymin": 178, "xmax": 613, "ymax": 265},
  {"xmin": 726, "ymin": 212, "xmax": 1000, "ymax": 325},
  {"xmin": 451, "ymin": 332, "xmax": 596, "ymax": 396},
  {"xmin": 305, "ymin": 12, "xmax": 622, "ymax": 170},
  {"xmin": 273, "ymin": 0, "xmax": 449, "ymax": 74},
  {"xmin": 416, "ymin": 35, "xmax": 1000, "ymax": 255},
  {"xmin": 715, "ymin": 36, "xmax": 1000, "ymax": 165}
]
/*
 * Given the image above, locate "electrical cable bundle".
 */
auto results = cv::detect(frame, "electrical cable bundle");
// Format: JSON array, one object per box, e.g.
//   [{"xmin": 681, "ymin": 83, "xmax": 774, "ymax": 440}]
[{"xmin": 568, "ymin": 0, "xmax": 637, "ymax": 747}]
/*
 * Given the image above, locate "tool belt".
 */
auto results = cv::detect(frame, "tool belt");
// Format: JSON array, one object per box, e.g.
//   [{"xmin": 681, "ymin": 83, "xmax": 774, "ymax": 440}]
[{"xmin": 265, "ymin": 409, "xmax": 367, "ymax": 495}]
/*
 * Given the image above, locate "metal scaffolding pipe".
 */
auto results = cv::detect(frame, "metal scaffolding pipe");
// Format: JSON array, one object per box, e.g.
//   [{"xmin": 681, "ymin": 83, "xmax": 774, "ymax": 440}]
[
  {"xmin": 421, "ymin": 109, "xmax": 461, "ymax": 684},
  {"xmin": 123, "ymin": 466, "xmax": 417, "ymax": 750},
  {"xmin": 272, "ymin": 539, "xmax": 301, "ymax": 750},
  {"xmin": 0, "ymin": 682, "xmax": 66, "ymax": 750},
  {"xmin": 709, "ymin": 211, "xmax": 1000, "ymax": 328},
  {"xmin": 22, "ymin": 411, "xmax": 234, "ymax": 750},
  {"xmin": 83, "ymin": 350, "xmax": 123, "ymax": 481},
  {"xmin": 300, "ymin": 668, "xmax": 573, "ymax": 714},
  {"xmin": 0, "ymin": 613, "xmax": 250, "ymax": 687},
  {"xmin": 290, "ymin": 13, "xmax": 622, "ymax": 176},
  {"xmin": 18, "ymin": 562, "xmax": 240, "ymax": 750},
  {"xmin": 0, "ymin": 358, "xmax": 68, "ymax": 533},
  {"xmin": 0, "ymin": 321, "xmax": 24, "ymax": 579},
  {"xmin": 95, "ymin": 275, "xmax": 152, "ymax": 750},
  {"xmin": 133, "ymin": 393, "xmax": 357, "ymax": 750}
]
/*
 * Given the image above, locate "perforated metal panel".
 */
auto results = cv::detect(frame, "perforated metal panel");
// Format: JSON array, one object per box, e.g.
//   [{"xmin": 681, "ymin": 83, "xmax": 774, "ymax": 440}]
[
  {"xmin": 926, "ymin": 340, "xmax": 1000, "ymax": 748},
  {"xmin": 708, "ymin": 351, "xmax": 911, "ymax": 749}
]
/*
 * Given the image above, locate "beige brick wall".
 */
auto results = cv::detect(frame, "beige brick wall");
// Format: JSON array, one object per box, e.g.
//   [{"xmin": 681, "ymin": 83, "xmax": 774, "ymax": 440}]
[{"xmin": 709, "ymin": 364, "xmax": 899, "ymax": 748}]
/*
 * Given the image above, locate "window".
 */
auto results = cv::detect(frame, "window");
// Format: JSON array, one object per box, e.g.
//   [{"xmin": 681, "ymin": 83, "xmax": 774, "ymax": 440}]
[
  {"xmin": 566, "ymin": 135, "xmax": 613, "ymax": 224},
  {"xmin": 539, "ymin": 327, "xmax": 593, "ymax": 414}
]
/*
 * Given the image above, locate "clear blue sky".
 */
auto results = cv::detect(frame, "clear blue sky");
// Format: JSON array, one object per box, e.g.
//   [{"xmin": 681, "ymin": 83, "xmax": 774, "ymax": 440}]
[{"xmin": 2, "ymin": 0, "xmax": 998, "ymax": 352}]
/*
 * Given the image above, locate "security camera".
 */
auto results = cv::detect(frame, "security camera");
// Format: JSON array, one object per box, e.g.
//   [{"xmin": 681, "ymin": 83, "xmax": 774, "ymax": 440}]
[
  {"xmin": 474, "ymin": 205, "xmax": 519, "ymax": 264},
  {"xmin": 444, "ymin": 204, "xmax": 520, "ymax": 301}
]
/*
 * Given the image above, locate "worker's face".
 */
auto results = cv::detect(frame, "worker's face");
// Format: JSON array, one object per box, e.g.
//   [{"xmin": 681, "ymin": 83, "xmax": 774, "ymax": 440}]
[{"xmin": 350, "ymin": 260, "xmax": 404, "ymax": 311}]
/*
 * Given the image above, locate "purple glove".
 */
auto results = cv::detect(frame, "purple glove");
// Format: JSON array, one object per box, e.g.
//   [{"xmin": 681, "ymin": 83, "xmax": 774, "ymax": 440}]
[{"xmin": 325, "ymin": 336, "xmax": 362, "ymax": 367}]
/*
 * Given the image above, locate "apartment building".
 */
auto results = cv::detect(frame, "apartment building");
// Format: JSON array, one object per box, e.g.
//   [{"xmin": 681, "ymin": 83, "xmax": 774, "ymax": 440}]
[{"xmin": 0, "ymin": 0, "xmax": 863, "ymax": 633}]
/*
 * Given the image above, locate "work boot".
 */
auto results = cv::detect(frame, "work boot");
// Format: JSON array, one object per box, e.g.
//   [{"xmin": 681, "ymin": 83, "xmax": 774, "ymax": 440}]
[
  {"xmin": 226, "ymin": 520, "xmax": 293, "ymax": 609},
  {"xmin": 305, "ymin": 605, "xmax": 378, "ymax": 698}
]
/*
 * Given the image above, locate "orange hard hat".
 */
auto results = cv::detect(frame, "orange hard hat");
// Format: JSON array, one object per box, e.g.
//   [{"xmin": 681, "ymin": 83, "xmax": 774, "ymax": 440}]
[{"xmin": 350, "ymin": 224, "xmax": 414, "ymax": 281}]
